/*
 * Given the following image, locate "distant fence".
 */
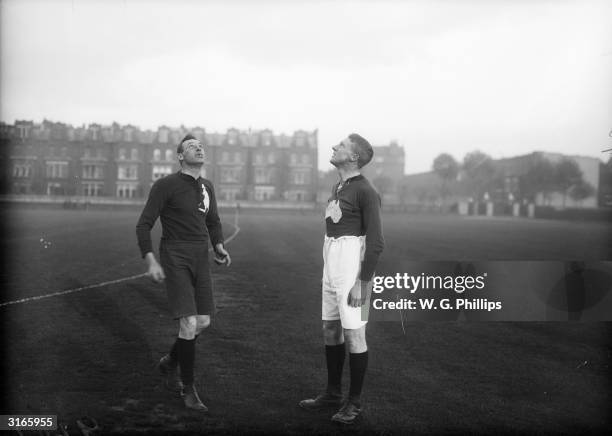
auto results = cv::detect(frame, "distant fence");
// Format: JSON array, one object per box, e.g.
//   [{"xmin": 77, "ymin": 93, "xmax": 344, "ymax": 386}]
[{"xmin": 2, "ymin": 196, "xmax": 610, "ymax": 221}]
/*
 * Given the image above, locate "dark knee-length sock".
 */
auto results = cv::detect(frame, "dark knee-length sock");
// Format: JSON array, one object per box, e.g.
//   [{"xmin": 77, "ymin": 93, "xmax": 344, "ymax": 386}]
[
  {"xmin": 169, "ymin": 339, "xmax": 179, "ymax": 365},
  {"xmin": 325, "ymin": 343, "xmax": 345, "ymax": 395},
  {"xmin": 172, "ymin": 334, "xmax": 199, "ymax": 363},
  {"xmin": 177, "ymin": 338, "xmax": 196, "ymax": 386},
  {"xmin": 348, "ymin": 351, "xmax": 368, "ymax": 404}
]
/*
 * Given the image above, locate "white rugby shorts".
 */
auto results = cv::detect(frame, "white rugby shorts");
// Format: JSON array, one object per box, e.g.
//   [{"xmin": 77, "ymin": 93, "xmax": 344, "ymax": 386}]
[{"xmin": 322, "ymin": 235, "xmax": 368, "ymax": 329}]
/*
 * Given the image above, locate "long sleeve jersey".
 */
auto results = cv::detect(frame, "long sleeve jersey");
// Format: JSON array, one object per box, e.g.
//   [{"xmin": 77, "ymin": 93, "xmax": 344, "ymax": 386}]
[
  {"xmin": 136, "ymin": 172, "xmax": 224, "ymax": 258},
  {"xmin": 325, "ymin": 174, "xmax": 385, "ymax": 281}
]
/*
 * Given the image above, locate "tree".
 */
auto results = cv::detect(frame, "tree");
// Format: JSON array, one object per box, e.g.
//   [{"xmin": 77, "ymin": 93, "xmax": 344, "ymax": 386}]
[
  {"xmin": 568, "ymin": 179, "xmax": 595, "ymax": 205},
  {"xmin": 554, "ymin": 158, "xmax": 583, "ymax": 208},
  {"xmin": 462, "ymin": 150, "xmax": 496, "ymax": 200},
  {"xmin": 432, "ymin": 153, "xmax": 459, "ymax": 207},
  {"xmin": 518, "ymin": 155, "xmax": 556, "ymax": 204}
]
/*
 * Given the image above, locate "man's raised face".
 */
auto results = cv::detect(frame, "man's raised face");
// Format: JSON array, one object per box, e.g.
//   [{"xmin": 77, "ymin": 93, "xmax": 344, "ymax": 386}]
[
  {"xmin": 330, "ymin": 137, "xmax": 357, "ymax": 168},
  {"xmin": 178, "ymin": 139, "xmax": 205, "ymax": 165}
]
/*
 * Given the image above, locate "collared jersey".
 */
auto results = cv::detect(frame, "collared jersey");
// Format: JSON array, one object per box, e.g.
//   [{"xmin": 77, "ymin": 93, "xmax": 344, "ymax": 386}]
[
  {"xmin": 325, "ymin": 174, "xmax": 385, "ymax": 281},
  {"xmin": 136, "ymin": 171, "xmax": 224, "ymax": 258}
]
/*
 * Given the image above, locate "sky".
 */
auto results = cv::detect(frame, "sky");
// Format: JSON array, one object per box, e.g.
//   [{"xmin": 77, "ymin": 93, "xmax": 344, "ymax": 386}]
[{"xmin": 1, "ymin": 0, "xmax": 611, "ymax": 174}]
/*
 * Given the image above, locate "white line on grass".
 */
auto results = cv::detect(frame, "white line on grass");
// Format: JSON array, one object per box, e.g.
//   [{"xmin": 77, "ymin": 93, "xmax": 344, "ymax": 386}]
[{"xmin": 0, "ymin": 212, "xmax": 241, "ymax": 308}]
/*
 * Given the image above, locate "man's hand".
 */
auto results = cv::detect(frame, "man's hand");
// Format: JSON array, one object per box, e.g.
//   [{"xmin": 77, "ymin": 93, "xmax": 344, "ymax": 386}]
[
  {"xmin": 145, "ymin": 252, "xmax": 165, "ymax": 283},
  {"xmin": 347, "ymin": 279, "xmax": 372, "ymax": 308},
  {"xmin": 214, "ymin": 243, "xmax": 232, "ymax": 267}
]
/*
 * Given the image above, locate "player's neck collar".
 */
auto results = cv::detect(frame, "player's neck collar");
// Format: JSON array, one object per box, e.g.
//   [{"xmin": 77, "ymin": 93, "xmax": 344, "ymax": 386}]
[{"xmin": 179, "ymin": 167, "xmax": 202, "ymax": 181}]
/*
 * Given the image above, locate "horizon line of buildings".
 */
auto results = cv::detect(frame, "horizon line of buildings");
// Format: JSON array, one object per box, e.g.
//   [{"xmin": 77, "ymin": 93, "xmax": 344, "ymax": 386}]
[{"xmin": 0, "ymin": 119, "xmax": 319, "ymax": 202}]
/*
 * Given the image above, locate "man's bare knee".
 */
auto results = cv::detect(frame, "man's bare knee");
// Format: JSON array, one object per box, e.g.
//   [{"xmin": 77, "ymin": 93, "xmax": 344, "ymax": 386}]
[
  {"xmin": 322, "ymin": 320, "xmax": 343, "ymax": 345},
  {"xmin": 344, "ymin": 326, "xmax": 367, "ymax": 353},
  {"xmin": 195, "ymin": 315, "xmax": 211, "ymax": 335},
  {"xmin": 178, "ymin": 316, "xmax": 198, "ymax": 339}
]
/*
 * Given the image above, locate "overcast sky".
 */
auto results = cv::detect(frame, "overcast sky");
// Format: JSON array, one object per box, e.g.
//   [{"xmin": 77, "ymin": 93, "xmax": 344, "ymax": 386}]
[{"xmin": 1, "ymin": 0, "xmax": 611, "ymax": 174}]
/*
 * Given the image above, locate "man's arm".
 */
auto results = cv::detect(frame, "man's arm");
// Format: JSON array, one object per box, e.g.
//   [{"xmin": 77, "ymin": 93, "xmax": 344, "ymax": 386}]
[
  {"xmin": 348, "ymin": 186, "xmax": 385, "ymax": 307},
  {"xmin": 136, "ymin": 181, "xmax": 167, "ymax": 280},
  {"xmin": 359, "ymin": 187, "xmax": 385, "ymax": 281},
  {"xmin": 205, "ymin": 181, "xmax": 231, "ymax": 266}
]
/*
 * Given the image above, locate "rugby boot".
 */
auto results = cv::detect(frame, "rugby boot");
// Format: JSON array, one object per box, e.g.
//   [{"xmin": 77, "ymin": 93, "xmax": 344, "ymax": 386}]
[
  {"xmin": 331, "ymin": 400, "xmax": 362, "ymax": 425},
  {"xmin": 299, "ymin": 392, "xmax": 343, "ymax": 410},
  {"xmin": 157, "ymin": 354, "xmax": 184, "ymax": 393},
  {"xmin": 182, "ymin": 384, "xmax": 208, "ymax": 412}
]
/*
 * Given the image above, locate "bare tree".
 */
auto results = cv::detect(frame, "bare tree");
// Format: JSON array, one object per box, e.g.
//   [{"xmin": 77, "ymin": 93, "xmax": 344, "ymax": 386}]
[
  {"xmin": 518, "ymin": 155, "xmax": 556, "ymax": 204},
  {"xmin": 462, "ymin": 150, "xmax": 496, "ymax": 200},
  {"xmin": 432, "ymin": 153, "xmax": 459, "ymax": 208},
  {"xmin": 554, "ymin": 158, "xmax": 583, "ymax": 208}
]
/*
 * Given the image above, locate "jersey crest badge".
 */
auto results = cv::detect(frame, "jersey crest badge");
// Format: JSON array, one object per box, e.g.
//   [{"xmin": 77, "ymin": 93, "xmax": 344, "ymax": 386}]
[
  {"xmin": 325, "ymin": 199, "xmax": 342, "ymax": 223},
  {"xmin": 198, "ymin": 183, "xmax": 210, "ymax": 214}
]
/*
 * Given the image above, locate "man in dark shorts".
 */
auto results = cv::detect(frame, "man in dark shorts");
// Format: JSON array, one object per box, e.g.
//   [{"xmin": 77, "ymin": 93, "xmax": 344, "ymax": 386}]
[
  {"xmin": 136, "ymin": 133, "xmax": 231, "ymax": 412},
  {"xmin": 299, "ymin": 133, "xmax": 384, "ymax": 424}
]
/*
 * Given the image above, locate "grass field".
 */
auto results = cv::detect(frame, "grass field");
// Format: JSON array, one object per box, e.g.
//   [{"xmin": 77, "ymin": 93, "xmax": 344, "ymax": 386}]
[{"xmin": 1, "ymin": 204, "xmax": 611, "ymax": 435}]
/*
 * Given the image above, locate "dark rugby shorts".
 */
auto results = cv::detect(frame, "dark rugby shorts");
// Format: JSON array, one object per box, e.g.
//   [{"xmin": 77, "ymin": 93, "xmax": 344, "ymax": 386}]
[{"xmin": 159, "ymin": 240, "xmax": 214, "ymax": 319}]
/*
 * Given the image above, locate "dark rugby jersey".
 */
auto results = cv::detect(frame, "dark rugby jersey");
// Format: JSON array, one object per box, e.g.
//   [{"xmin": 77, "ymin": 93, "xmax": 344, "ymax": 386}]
[
  {"xmin": 136, "ymin": 172, "xmax": 224, "ymax": 258},
  {"xmin": 325, "ymin": 174, "xmax": 385, "ymax": 281}
]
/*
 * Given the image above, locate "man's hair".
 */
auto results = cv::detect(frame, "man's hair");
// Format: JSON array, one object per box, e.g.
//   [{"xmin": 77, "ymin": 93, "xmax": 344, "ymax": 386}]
[
  {"xmin": 177, "ymin": 133, "xmax": 197, "ymax": 154},
  {"xmin": 348, "ymin": 133, "xmax": 374, "ymax": 168}
]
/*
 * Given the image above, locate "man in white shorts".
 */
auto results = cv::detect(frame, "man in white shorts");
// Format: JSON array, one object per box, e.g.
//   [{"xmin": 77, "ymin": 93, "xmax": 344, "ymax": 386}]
[{"xmin": 299, "ymin": 133, "xmax": 384, "ymax": 425}]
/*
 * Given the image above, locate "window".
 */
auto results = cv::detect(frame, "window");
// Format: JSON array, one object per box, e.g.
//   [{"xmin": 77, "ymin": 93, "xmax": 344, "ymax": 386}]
[
  {"xmin": 118, "ymin": 148, "xmax": 127, "ymax": 160},
  {"xmin": 220, "ymin": 168, "xmax": 240, "ymax": 183},
  {"xmin": 118, "ymin": 164, "xmax": 138, "ymax": 180},
  {"xmin": 13, "ymin": 163, "xmax": 32, "ymax": 178},
  {"xmin": 290, "ymin": 153, "xmax": 297, "ymax": 165},
  {"xmin": 83, "ymin": 182, "xmax": 104, "ymax": 196},
  {"xmin": 131, "ymin": 148, "xmax": 138, "ymax": 160},
  {"xmin": 165, "ymin": 149, "xmax": 173, "ymax": 161},
  {"xmin": 116, "ymin": 183, "xmax": 138, "ymax": 198},
  {"xmin": 291, "ymin": 170, "xmax": 310, "ymax": 185},
  {"xmin": 17, "ymin": 125, "xmax": 29, "ymax": 139},
  {"xmin": 152, "ymin": 165, "xmax": 173, "ymax": 181},
  {"xmin": 46, "ymin": 161, "xmax": 69, "ymax": 178},
  {"xmin": 254, "ymin": 186, "xmax": 275, "ymax": 201},
  {"xmin": 221, "ymin": 187, "xmax": 240, "ymax": 201},
  {"xmin": 254, "ymin": 153, "xmax": 263, "ymax": 165},
  {"xmin": 233, "ymin": 152, "xmax": 241, "ymax": 163},
  {"xmin": 287, "ymin": 190, "xmax": 308, "ymax": 201},
  {"xmin": 61, "ymin": 147, "xmax": 68, "ymax": 157},
  {"xmin": 221, "ymin": 151, "xmax": 229, "ymax": 163},
  {"xmin": 47, "ymin": 182, "xmax": 64, "ymax": 195},
  {"xmin": 153, "ymin": 149, "xmax": 161, "ymax": 161},
  {"xmin": 302, "ymin": 154, "xmax": 310, "ymax": 165},
  {"xmin": 268, "ymin": 153, "xmax": 276, "ymax": 164},
  {"xmin": 83, "ymin": 165, "xmax": 104, "ymax": 179},
  {"xmin": 84, "ymin": 147, "xmax": 92, "ymax": 159}
]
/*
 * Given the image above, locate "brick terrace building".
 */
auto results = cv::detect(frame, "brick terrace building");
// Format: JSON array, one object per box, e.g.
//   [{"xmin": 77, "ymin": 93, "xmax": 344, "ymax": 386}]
[{"xmin": 0, "ymin": 120, "xmax": 318, "ymax": 202}]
